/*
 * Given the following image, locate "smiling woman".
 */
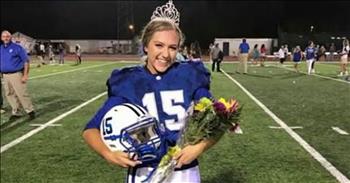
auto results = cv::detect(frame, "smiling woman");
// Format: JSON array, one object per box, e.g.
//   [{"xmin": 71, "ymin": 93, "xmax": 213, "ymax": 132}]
[{"xmin": 82, "ymin": 1, "xmax": 217, "ymax": 183}]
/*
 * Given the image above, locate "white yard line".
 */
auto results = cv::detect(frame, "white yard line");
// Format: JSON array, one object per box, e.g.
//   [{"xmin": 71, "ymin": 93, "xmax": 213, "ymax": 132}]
[
  {"xmin": 1, "ymin": 92, "xmax": 107, "ymax": 153},
  {"xmin": 269, "ymin": 64, "xmax": 349, "ymax": 84},
  {"xmin": 29, "ymin": 62, "xmax": 116, "ymax": 80},
  {"xmin": 332, "ymin": 127, "xmax": 349, "ymax": 135},
  {"xmin": 221, "ymin": 69, "xmax": 350, "ymax": 183},
  {"xmin": 269, "ymin": 126, "xmax": 303, "ymax": 129},
  {"xmin": 29, "ymin": 124, "xmax": 62, "ymax": 127}
]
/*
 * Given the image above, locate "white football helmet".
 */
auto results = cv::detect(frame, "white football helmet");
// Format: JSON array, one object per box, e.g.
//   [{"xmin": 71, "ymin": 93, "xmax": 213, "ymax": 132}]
[{"xmin": 100, "ymin": 103, "xmax": 165, "ymax": 163}]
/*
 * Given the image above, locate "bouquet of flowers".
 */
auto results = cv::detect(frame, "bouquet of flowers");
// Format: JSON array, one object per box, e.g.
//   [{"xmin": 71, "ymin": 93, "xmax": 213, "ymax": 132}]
[{"xmin": 149, "ymin": 97, "xmax": 243, "ymax": 183}]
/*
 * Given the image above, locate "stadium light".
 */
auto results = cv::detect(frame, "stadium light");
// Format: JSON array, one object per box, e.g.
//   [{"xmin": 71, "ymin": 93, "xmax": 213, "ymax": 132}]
[{"xmin": 310, "ymin": 25, "xmax": 314, "ymax": 32}]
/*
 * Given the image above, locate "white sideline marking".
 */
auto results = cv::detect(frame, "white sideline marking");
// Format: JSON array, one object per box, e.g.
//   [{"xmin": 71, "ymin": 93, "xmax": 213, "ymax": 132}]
[
  {"xmin": 270, "ymin": 64, "xmax": 349, "ymax": 84},
  {"xmin": 332, "ymin": 127, "xmax": 349, "ymax": 135},
  {"xmin": 1, "ymin": 92, "xmax": 107, "ymax": 153},
  {"xmin": 269, "ymin": 126, "xmax": 303, "ymax": 129},
  {"xmin": 30, "ymin": 62, "xmax": 116, "ymax": 80},
  {"xmin": 221, "ymin": 69, "xmax": 350, "ymax": 183},
  {"xmin": 29, "ymin": 124, "xmax": 62, "ymax": 127}
]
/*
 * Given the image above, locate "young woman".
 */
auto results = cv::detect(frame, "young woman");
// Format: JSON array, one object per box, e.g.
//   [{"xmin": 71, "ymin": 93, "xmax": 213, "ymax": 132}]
[
  {"xmin": 339, "ymin": 39, "xmax": 349, "ymax": 76},
  {"xmin": 292, "ymin": 46, "xmax": 302, "ymax": 72},
  {"xmin": 305, "ymin": 41, "xmax": 316, "ymax": 75},
  {"xmin": 83, "ymin": 17, "xmax": 215, "ymax": 183},
  {"xmin": 252, "ymin": 44, "xmax": 259, "ymax": 65}
]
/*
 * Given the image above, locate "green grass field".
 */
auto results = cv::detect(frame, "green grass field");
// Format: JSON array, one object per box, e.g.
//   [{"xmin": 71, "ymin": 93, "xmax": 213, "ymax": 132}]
[{"xmin": 1, "ymin": 60, "xmax": 349, "ymax": 183}]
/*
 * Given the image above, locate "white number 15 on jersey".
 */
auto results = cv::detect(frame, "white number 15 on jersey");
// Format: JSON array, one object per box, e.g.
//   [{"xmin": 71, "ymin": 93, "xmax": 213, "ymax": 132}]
[{"xmin": 142, "ymin": 90, "xmax": 186, "ymax": 131}]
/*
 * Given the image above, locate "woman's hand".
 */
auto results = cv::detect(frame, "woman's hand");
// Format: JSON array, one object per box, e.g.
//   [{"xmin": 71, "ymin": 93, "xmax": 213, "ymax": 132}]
[
  {"xmin": 102, "ymin": 150, "xmax": 142, "ymax": 168},
  {"xmin": 173, "ymin": 143, "xmax": 205, "ymax": 168},
  {"xmin": 82, "ymin": 129, "xmax": 141, "ymax": 168}
]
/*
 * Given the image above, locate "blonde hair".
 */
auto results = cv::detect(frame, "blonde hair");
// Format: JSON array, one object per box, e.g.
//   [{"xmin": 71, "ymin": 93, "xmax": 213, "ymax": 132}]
[{"xmin": 140, "ymin": 20, "xmax": 184, "ymax": 54}]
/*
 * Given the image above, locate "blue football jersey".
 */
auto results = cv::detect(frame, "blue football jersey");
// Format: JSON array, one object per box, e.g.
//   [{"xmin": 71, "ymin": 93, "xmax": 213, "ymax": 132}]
[
  {"xmin": 85, "ymin": 61, "xmax": 212, "ymax": 144},
  {"xmin": 305, "ymin": 47, "xmax": 316, "ymax": 60}
]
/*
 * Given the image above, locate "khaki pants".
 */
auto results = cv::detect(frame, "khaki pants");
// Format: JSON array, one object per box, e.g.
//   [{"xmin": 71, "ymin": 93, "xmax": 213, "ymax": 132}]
[
  {"xmin": 238, "ymin": 53, "xmax": 248, "ymax": 73},
  {"xmin": 2, "ymin": 72, "xmax": 34, "ymax": 115}
]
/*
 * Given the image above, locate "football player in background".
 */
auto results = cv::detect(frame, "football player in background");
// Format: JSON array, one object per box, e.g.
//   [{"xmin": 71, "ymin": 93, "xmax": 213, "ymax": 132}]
[
  {"xmin": 305, "ymin": 41, "xmax": 316, "ymax": 75},
  {"xmin": 292, "ymin": 46, "xmax": 303, "ymax": 72},
  {"xmin": 82, "ymin": 1, "xmax": 216, "ymax": 182}
]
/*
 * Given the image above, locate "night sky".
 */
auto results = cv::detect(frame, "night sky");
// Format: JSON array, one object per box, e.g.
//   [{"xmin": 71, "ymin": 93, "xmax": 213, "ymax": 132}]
[{"xmin": 1, "ymin": 1, "xmax": 349, "ymax": 46}]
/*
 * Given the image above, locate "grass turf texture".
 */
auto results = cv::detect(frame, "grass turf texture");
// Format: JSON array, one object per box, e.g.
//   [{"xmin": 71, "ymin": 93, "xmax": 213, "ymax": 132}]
[{"xmin": 1, "ymin": 61, "xmax": 348, "ymax": 182}]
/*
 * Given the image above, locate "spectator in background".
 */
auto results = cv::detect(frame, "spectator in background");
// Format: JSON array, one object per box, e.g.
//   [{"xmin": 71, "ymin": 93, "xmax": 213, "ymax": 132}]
[
  {"xmin": 318, "ymin": 45, "xmax": 326, "ymax": 61},
  {"xmin": 311, "ymin": 44, "xmax": 320, "ymax": 73},
  {"xmin": 208, "ymin": 43, "xmax": 214, "ymax": 62},
  {"xmin": 329, "ymin": 43, "xmax": 336, "ymax": 61},
  {"xmin": 292, "ymin": 46, "xmax": 303, "ymax": 72},
  {"xmin": 237, "ymin": 38, "xmax": 250, "ymax": 74},
  {"xmin": 251, "ymin": 44, "xmax": 259, "ymax": 65},
  {"xmin": 278, "ymin": 45, "xmax": 285, "ymax": 64},
  {"xmin": 284, "ymin": 44, "xmax": 289, "ymax": 61},
  {"xmin": 48, "ymin": 44, "xmax": 55, "ymax": 64},
  {"xmin": 75, "ymin": 44, "xmax": 82, "ymax": 65},
  {"xmin": 314, "ymin": 44, "xmax": 320, "ymax": 61},
  {"xmin": 189, "ymin": 41, "xmax": 202, "ymax": 61},
  {"xmin": 211, "ymin": 43, "xmax": 222, "ymax": 72},
  {"xmin": 58, "ymin": 43, "xmax": 65, "ymax": 65},
  {"xmin": 260, "ymin": 44, "xmax": 266, "ymax": 67},
  {"xmin": 36, "ymin": 42, "xmax": 46, "ymax": 67},
  {"xmin": 40, "ymin": 42, "xmax": 46, "ymax": 60},
  {"xmin": 0, "ymin": 30, "xmax": 35, "ymax": 121},
  {"xmin": 305, "ymin": 41, "xmax": 316, "ymax": 75},
  {"xmin": 338, "ymin": 38, "xmax": 349, "ymax": 76},
  {"xmin": 182, "ymin": 45, "xmax": 189, "ymax": 60}
]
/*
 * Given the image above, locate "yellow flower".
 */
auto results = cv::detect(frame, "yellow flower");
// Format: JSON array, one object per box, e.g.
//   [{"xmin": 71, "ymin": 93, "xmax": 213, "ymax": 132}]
[
  {"xmin": 194, "ymin": 97, "xmax": 213, "ymax": 112},
  {"xmin": 218, "ymin": 98, "xmax": 230, "ymax": 109},
  {"xmin": 218, "ymin": 98, "xmax": 238, "ymax": 112}
]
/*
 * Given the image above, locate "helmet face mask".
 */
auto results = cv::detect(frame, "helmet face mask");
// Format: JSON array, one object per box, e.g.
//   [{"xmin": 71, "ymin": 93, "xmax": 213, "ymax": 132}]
[
  {"xmin": 100, "ymin": 104, "xmax": 166, "ymax": 164},
  {"xmin": 120, "ymin": 116, "xmax": 164, "ymax": 163}
]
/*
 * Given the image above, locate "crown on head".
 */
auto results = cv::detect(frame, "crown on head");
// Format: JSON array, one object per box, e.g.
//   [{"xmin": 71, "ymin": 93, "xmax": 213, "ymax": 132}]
[{"xmin": 151, "ymin": 0, "xmax": 180, "ymax": 26}]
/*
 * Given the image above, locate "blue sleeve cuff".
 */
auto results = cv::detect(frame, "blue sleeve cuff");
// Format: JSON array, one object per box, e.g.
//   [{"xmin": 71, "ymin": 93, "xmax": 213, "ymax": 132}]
[{"xmin": 193, "ymin": 87, "xmax": 212, "ymax": 101}]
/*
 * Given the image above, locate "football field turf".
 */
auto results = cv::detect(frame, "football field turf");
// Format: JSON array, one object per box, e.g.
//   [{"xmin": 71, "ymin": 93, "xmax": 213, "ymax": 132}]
[{"xmin": 1, "ymin": 60, "xmax": 349, "ymax": 183}]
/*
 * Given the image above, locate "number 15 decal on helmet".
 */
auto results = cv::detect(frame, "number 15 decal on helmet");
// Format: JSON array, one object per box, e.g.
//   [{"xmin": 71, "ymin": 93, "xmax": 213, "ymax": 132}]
[{"xmin": 100, "ymin": 103, "xmax": 166, "ymax": 163}]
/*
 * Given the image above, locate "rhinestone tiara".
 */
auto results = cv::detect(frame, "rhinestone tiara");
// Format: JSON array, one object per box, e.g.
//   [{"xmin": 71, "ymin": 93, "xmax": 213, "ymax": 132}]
[{"xmin": 151, "ymin": 0, "xmax": 180, "ymax": 26}]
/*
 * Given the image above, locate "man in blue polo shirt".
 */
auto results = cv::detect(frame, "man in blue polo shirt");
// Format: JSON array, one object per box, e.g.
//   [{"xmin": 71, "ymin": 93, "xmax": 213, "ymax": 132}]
[
  {"xmin": 237, "ymin": 38, "xmax": 250, "ymax": 74},
  {"xmin": 0, "ymin": 30, "xmax": 35, "ymax": 121}
]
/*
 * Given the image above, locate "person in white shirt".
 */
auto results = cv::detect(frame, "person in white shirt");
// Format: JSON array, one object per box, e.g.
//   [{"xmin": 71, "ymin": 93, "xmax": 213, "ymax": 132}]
[
  {"xmin": 339, "ymin": 38, "xmax": 349, "ymax": 76},
  {"xmin": 278, "ymin": 45, "xmax": 285, "ymax": 64},
  {"xmin": 75, "ymin": 44, "xmax": 82, "ymax": 65},
  {"xmin": 284, "ymin": 44, "xmax": 289, "ymax": 61}
]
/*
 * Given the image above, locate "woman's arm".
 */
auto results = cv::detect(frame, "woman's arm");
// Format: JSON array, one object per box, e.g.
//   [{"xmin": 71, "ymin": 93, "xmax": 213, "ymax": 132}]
[{"xmin": 173, "ymin": 139, "xmax": 217, "ymax": 168}]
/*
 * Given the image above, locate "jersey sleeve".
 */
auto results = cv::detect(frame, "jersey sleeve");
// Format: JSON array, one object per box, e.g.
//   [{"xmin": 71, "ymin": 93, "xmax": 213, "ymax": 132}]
[
  {"xmin": 189, "ymin": 61, "xmax": 212, "ymax": 101},
  {"xmin": 84, "ymin": 96, "xmax": 128, "ymax": 130},
  {"xmin": 107, "ymin": 67, "xmax": 139, "ymax": 98}
]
